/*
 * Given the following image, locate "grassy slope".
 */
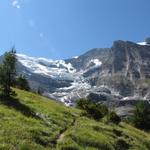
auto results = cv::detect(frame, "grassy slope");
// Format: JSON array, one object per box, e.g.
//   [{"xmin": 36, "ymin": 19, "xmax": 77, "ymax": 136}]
[{"xmin": 0, "ymin": 88, "xmax": 149, "ymax": 150}]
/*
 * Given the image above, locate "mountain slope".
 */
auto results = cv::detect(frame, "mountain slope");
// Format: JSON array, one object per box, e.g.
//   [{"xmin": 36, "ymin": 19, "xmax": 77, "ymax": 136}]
[
  {"xmin": 16, "ymin": 39, "xmax": 150, "ymax": 102},
  {"xmin": 0, "ymin": 89, "xmax": 150, "ymax": 150},
  {"xmin": 13, "ymin": 38, "xmax": 150, "ymax": 116},
  {"xmin": 0, "ymin": 88, "xmax": 79, "ymax": 149}
]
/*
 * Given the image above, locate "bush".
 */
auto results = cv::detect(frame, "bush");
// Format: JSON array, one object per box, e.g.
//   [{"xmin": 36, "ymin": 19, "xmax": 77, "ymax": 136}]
[
  {"xmin": 115, "ymin": 138, "xmax": 130, "ymax": 150},
  {"xmin": 107, "ymin": 111, "xmax": 121, "ymax": 124},
  {"xmin": 113, "ymin": 129, "xmax": 122, "ymax": 137},
  {"xmin": 76, "ymin": 99, "xmax": 108, "ymax": 121},
  {"xmin": 76, "ymin": 98, "xmax": 90, "ymax": 110},
  {"xmin": 132, "ymin": 101, "xmax": 150, "ymax": 130},
  {"xmin": 86, "ymin": 103, "xmax": 104, "ymax": 120}
]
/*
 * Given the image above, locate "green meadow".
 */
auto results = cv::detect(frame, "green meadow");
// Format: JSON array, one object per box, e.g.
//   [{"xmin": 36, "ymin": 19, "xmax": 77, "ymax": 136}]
[{"xmin": 0, "ymin": 88, "xmax": 149, "ymax": 150}]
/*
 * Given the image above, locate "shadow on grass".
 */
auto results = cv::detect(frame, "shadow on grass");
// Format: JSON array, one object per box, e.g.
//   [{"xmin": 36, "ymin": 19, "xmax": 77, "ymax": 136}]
[{"xmin": 0, "ymin": 95, "xmax": 40, "ymax": 119}]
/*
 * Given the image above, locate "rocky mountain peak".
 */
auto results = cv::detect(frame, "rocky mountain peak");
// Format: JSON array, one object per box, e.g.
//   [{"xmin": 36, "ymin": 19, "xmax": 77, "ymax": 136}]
[{"xmin": 1, "ymin": 38, "xmax": 150, "ymax": 116}]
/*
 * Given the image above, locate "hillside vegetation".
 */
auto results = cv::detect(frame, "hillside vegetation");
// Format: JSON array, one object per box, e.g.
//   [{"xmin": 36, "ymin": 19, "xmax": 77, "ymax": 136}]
[{"xmin": 0, "ymin": 88, "xmax": 150, "ymax": 150}]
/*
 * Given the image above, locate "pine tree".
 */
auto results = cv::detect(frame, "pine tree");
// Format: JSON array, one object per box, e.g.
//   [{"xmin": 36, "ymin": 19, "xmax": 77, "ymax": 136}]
[{"xmin": 0, "ymin": 48, "xmax": 17, "ymax": 97}]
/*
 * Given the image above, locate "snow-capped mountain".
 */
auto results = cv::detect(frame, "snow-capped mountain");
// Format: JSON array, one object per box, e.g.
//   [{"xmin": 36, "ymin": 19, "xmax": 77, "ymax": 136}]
[
  {"xmin": 13, "ymin": 38, "xmax": 150, "ymax": 116},
  {"xmin": 17, "ymin": 54, "xmax": 76, "ymax": 79},
  {"xmin": 16, "ymin": 54, "xmax": 103, "ymax": 105}
]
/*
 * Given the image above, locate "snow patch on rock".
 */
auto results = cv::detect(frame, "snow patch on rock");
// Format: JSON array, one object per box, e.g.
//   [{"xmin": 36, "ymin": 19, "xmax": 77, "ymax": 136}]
[
  {"xmin": 137, "ymin": 42, "xmax": 150, "ymax": 46},
  {"xmin": 89, "ymin": 59, "xmax": 102, "ymax": 67},
  {"xmin": 73, "ymin": 56, "xmax": 79, "ymax": 59},
  {"xmin": 17, "ymin": 54, "xmax": 76, "ymax": 79}
]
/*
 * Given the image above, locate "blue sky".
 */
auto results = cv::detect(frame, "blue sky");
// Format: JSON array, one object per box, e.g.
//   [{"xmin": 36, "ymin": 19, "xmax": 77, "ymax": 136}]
[{"xmin": 0, "ymin": 0, "xmax": 150, "ymax": 59}]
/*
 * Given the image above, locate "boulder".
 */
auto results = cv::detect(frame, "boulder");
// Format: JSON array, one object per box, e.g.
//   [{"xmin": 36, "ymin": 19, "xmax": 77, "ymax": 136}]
[{"xmin": 87, "ymin": 92, "xmax": 118, "ymax": 102}]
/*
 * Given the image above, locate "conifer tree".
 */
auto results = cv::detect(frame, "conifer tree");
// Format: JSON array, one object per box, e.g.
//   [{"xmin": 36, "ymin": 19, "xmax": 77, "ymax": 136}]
[{"xmin": 0, "ymin": 48, "xmax": 17, "ymax": 97}]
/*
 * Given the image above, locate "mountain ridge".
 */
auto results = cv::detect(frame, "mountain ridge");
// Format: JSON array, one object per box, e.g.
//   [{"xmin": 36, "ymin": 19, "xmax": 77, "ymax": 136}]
[{"xmin": 1, "ymin": 38, "xmax": 150, "ymax": 116}]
